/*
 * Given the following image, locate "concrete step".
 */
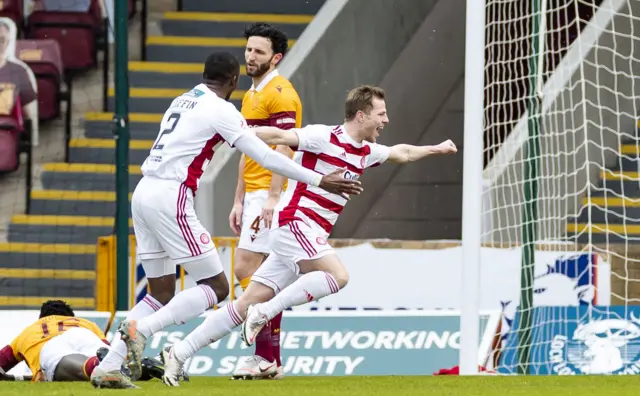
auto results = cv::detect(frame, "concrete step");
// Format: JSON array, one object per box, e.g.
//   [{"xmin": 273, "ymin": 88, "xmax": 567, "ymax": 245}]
[
  {"xmin": 30, "ymin": 190, "xmax": 131, "ymax": 217},
  {"xmin": 83, "ymin": 112, "xmax": 161, "ymax": 140},
  {"xmin": 0, "ymin": 242, "xmax": 95, "ymax": 269},
  {"xmin": 128, "ymin": 61, "xmax": 251, "ymax": 90},
  {"xmin": 0, "ymin": 296, "xmax": 95, "ymax": 310},
  {"xmin": 181, "ymin": 0, "xmax": 325, "ymax": 14},
  {"xmin": 566, "ymin": 222, "xmax": 640, "ymax": 244},
  {"xmin": 41, "ymin": 163, "xmax": 143, "ymax": 191},
  {"xmin": 576, "ymin": 196, "xmax": 640, "ymax": 224},
  {"xmin": 68, "ymin": 138, "xmax": 151, "ymax": 165},
  {"xmin": 146, "ymin": 35, "xmax": 294, "ymax": 63},
  {"xmin": 160, "ymin": 12, "xmax": 312, "ymax": 38},
  {"xmin": 8, "ymin": 214, "xmax": 133, "ymax": 245},
  {"xmin": 106, "ymin": 87, "xmax": 244, "ymax": 114},
  {"xmin": 598, "ymin": 171, "xmax": 640, "ymax": 196},
  {"xmin": 0, "ymin": 267, "xmax": 95, "ymax": 299}
]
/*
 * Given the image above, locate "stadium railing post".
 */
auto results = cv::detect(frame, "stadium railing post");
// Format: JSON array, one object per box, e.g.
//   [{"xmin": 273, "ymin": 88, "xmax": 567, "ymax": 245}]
[
  {"xmin": 102, "ymin": 17, "xmax": 110, "ymax": 113},
  {"xmin": 140, "ymin": 0, "xmax": 147, "ymax": 61},
  {"xmin": 459, "ymin": 0, "xmax": 485, "ymax": 376},
  {"xmin": 516, "ymin": 0, "xmax": 544, "ymax": 376},
  {"xmin": 114, "ymin": 0, "xmax": 131, "ymax": 312}
]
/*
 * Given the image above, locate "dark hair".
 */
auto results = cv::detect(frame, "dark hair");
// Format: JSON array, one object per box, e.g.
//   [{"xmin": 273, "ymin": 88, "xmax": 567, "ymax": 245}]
[
  {"xmin": 243, "ymin": 23, "xmax": 288, "ymax": 56},
  {"xmin": 40, "ymin": 300, "xmax": 75, "ymax": 318},
  {"xmin": 203, "ymin": 51, "xmax": 240, "ymax": 84},
  {"xmin": 344, "ymin": 85, "xmax": 386, "ymax": 120}
]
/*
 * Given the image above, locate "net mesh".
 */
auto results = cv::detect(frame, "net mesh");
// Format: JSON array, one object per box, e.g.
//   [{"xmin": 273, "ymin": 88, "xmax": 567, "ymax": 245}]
[{"xmin": 481, "ymin": 0, "xmax": 640, "ymax": 374}]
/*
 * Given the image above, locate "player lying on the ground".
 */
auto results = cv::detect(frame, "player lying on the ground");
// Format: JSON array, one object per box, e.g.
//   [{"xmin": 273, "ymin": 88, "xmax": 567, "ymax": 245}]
[
  {"xmin": 0, "ymin": 300, "xmax": 179, "ymax": 383},
  {"xmin": 90, "ymin": 50, "xmax": 363, "ymax": 389},
  {"xmin": 117, "ymin": 84, "xmax": 457, "ymax": 386}
]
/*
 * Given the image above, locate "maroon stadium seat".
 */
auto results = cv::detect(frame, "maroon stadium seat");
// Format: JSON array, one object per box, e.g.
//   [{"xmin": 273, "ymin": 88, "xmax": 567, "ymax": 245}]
[
  {"xmin": 129, "ymin": 0, "xmax": 136, "ymax": 20},
  {"xmin": 0, "ymin": 0, "xmax": 24, "ymax": 33},
  {"xmin": 16, "ymin": 39, "xmax": 63, "ymax": 121},
  {"xmin": 0, "ymin": 97, "xmax": 24, "ymax": 173},
  {"xmin": 26, "ymin": 10, "xmax": 97, "ymax": 73}
]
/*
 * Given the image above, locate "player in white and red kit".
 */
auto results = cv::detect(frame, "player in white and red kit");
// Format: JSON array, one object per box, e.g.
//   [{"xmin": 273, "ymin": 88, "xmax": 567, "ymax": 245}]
[
  {"xmin": 152, "ymin": 85, "xmax": 457, "ymax": 386},
  {"xmin": 90, "ymin": 52, "xmax": 362, "ymax": 389}
]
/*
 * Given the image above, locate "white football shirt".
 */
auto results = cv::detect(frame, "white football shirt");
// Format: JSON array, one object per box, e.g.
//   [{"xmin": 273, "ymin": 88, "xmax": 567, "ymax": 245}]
[
  {"xmin": 273, "ymin": 124, "xmax": 390, "ymax": 236},
  {"xmin": 141, "ymin": 83, "xmax": 248, "ymax": 193}
]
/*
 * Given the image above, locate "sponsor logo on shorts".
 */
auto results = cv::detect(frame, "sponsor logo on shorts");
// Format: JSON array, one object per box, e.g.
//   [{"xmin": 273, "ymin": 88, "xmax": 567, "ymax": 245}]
[
  {"xmin": 316, "ymin": 237, "xmax": 327, "ymax": 245},
  {"xmin": 200, "ymin": 233, "xmax": 210, "ymax": 244},
  {"xmin": 250, "ymin": 235, "xmax": 257, "ymax": 242}
]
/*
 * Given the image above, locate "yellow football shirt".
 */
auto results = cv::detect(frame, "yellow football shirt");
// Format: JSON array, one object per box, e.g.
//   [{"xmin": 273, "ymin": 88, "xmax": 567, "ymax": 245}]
[
  {"xmin": 7, "ymin": 315, "xmax": 106, "ymax": 379},
  {"xmin": 241, "ymin": 72, "xmax": 302, "ymax": 192}
]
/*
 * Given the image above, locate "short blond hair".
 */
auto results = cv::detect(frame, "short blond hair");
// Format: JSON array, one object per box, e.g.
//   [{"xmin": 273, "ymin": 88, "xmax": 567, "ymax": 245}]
[{"xmin": 344, "ymin": 85, "xmax": 385, "ymax": 121}]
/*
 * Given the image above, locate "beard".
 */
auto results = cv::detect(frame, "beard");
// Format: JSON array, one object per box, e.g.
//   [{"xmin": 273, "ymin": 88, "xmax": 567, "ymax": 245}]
[{"xmin": 246, "ymin": 59, "xmax": 272, "ymax": 78}]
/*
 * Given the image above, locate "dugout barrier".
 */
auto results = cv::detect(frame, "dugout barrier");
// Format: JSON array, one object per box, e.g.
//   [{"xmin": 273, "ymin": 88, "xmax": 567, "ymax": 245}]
[
  {"xmin": 96, "ymin": 236, "xmax": 240, "ymax": 312},
  {"xmin": 93, "ymin": 237, "xmax": 635, "ymax": 311}
]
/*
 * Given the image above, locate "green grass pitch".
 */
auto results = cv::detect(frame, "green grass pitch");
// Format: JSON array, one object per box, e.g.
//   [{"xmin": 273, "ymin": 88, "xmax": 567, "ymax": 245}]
[{"xmin": 1, "ymin": 376, "xmax": 639, "ymax": 396}]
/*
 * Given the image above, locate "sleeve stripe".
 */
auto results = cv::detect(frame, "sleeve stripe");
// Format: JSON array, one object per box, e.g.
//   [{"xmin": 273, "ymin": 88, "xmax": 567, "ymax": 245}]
[
  {"xmin": 270, "ymin": 111, "xmax": 297, "ymax": 129},
  {"xmin": 0, "ymin": 345, "xmax": 19, "ymax": 372}
]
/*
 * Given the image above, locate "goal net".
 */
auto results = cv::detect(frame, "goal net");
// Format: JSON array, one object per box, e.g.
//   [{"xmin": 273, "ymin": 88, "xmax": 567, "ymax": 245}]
[{"xmin": 480, "ymin": 0, "xmax": 640, "ymax": 375}]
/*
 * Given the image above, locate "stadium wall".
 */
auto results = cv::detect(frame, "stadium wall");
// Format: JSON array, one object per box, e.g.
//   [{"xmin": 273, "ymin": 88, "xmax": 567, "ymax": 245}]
[
  {"xmin": 483, "ymin": 0, "xmax": 640, "ymax": 243},
  {"xmin": 195, "ymin": 0, "xmax": 438, "ymax": 238},
  {"xmin": 331, "ymin": 0, "xmax": 466, "ymax": 239}
]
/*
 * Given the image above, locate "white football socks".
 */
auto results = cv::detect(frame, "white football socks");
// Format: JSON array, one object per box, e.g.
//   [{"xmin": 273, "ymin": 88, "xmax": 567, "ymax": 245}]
[
  {"xmin": 172, "ymin": 301, "xmax": 244, "ymax": 363},
  {"xmin": 136, "ymin": 284, "xmax": 218, "ymax": 338},
  {"xmin": 98, "ymin": 294, "xmax": 163, "ymax": 372},
  {"xmin": 260, "ymin": 271, "xmax": 340, "ymax": 320}
]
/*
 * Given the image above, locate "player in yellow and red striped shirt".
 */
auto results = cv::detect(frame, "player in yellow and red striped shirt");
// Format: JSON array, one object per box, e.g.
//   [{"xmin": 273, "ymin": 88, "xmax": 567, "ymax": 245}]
[{"xmin": 229, "ymin": 23, "xmax": 301, "ymax": 380}]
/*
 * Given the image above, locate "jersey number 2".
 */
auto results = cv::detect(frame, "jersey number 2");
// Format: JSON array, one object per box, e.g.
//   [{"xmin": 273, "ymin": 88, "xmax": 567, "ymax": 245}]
[{"xmin": 152, "ymin": 113, "xmax": 181, "ymax": 150}]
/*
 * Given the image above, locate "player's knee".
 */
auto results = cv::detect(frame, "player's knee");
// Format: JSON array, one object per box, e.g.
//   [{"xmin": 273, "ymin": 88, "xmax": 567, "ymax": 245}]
[
  {"xmin": 197, "ymin": 273, "xmax": 230, "ymax": 303},
  {"xmin": 233, "ymin": 260, "xmax": 252, "ymax": 282},
  {"xmin": 150, "ymin": 290, "xmax": 174, "ymax": 306},
  {"xmin": 234, "ymin": 250, "xmax": 264, "ymax": 280},
  {"xmin": 328, "ymin": 268, "xmax": 349, "ymax": 290}
]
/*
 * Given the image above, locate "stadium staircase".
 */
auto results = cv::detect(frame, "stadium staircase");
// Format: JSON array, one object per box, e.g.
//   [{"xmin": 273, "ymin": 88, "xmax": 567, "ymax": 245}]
[
  {"xmin": 0, "ymin": 0, "xmax": 325, "ymax": 309},
  {"xmin": 568, "ymin": 125, "xmax": 640, "ymax": 245}
]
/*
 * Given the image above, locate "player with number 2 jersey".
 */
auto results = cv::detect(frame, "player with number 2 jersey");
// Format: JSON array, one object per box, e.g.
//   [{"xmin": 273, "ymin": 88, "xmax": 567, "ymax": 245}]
[{"xmin": 98, "ymin": 52, "xmax": 362, "ymax": 389}]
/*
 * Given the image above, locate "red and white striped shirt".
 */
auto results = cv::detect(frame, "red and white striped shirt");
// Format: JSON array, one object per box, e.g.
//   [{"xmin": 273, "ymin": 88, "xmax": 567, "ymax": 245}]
[{"xmin": 274, "ymin": 124, "xmax": 390, "ymax": 236}]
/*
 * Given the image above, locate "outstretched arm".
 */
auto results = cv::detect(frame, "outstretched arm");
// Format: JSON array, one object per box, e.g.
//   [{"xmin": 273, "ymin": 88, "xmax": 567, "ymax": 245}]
[
  {"xmin": 233, "ymin": 132, "xmax": 362, "ymax": 197},
  {"xmin": 387, "ymin": 139, "xmax": 457, "ymax": 164},
  {"xmin": 253, "ymin": 126, "xmax": 300, "ymax": 147},
  {"xmin": 0, "ymin": 344, "xmax": 29, "ymax": 381}
]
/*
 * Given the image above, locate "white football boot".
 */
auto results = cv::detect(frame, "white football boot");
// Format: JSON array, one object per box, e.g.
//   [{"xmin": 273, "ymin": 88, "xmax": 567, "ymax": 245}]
[
  {"xmin": 231, "ymin": 355, "xmax": 277, "ymax": 380},
  {"xmin": 160, "ymin": 346, "xmax": 185, "ymax": 387},
  {"xmin": 241, "ymin": 305, "xmax": 268, "ymax": 347}
]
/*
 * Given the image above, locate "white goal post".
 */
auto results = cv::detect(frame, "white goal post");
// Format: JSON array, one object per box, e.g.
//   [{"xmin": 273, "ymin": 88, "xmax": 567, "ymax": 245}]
[{"xmin": 461, "ymin": 0, "xmax": 640, "ymax": 375}]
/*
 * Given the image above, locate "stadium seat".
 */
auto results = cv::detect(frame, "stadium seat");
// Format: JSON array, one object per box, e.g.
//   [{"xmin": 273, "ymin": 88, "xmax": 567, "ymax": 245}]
[
  {"xmin": 26, "ymin": 10, "xmax": 98, "ymax": 73},
  {"xmin": 16, "ymin": 39, "xmax": 64, "ymax": 121},
  {"xmin": 0, "ymin": 118, "xmax": 20, "ymax": 172},
  {"xmin": 129, "ymin": 0, "xmax": 136, "ymax": 19},
  {"xmin": 0, "ymin": 96, "xmax": 27, "ymax": 173},
  {"xmin": 0, "ymin": 0, "xmax": 24, "ymax": 33}
]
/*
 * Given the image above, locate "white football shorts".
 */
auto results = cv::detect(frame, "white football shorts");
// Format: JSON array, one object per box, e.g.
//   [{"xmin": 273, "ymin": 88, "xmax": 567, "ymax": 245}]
[
  {"xmin": 39, "ymin": 327, "xmax": 106, "ymax": 382},
  {"xmin": 132, "ymin": 176, "xmax": 221, "ymax": 275},
  {"xmin": 238, "ymin": 190, "xmax": 272, "ymax": 255},
  {"xmin": 252, "ymin": 219, "xmax": 334, "ymax": 293}
]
